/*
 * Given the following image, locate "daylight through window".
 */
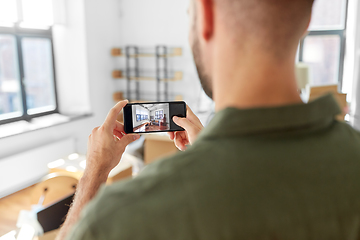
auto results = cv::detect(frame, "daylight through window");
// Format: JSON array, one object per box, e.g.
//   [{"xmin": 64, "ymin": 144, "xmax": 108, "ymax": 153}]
[{"xmin": 0, "ymin": 0, "xmax": 57, "ymax": 124}]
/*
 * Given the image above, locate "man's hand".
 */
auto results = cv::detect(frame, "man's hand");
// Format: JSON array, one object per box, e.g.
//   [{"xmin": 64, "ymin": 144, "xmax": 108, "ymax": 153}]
[
  {"xmin": 56, "ymin": 100, "xmax": 139, "ymax": 240},
  {"xmin": 168, "ymin": 106, "xmax": 204, "ymax": 151},
  {"xmin": 86, "ymin": 100, "xmax": 140, "ymax": 176}
]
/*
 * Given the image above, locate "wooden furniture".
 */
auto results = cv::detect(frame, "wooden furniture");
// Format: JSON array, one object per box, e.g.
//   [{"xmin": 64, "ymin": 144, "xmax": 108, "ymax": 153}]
[
  {"xmin": 113, "ymin": 91, "xmax": 124, "ymax": 102},
  {"xmin": 31, "ymin": 173, "xmax": 78, "ymax": 207}
]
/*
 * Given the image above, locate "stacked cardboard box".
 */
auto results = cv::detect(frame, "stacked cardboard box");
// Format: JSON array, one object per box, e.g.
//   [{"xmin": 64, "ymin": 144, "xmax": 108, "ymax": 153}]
[
  {"xmin": 309, "ymin": 85, "xmax": 347, "ymax": 121},
  {"xmin": 143, "ymin": 134, "xmax": 178, "ymax": 165}
]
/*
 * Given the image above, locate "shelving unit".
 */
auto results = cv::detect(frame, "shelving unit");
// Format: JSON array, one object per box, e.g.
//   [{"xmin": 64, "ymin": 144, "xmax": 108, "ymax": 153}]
[
  {"xmin": 111, "ymin": 46, "xmax": 183, "ymax": 101},
  {"xmin": 112, "ymin": 70, "xmax": 183, "ymax": 81}
]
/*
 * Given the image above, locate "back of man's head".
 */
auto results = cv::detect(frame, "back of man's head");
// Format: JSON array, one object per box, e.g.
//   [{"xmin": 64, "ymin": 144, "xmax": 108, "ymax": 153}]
[
  {"xmin": 189, "ymin": 0, "xmax": 315, "ymax": 100},
  {"xmin": 214, "ymin": 0, "xmax": 314, "ymax": 58}
]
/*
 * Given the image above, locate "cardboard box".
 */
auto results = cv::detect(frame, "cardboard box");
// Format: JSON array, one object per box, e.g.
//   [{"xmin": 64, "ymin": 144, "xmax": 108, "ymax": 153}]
[
  {"xmin": 38, "ymin": 229, "xmax": 60, "ymax": 240},
  {"xmin": 309, "ymin": 85, "xmax": 347, "ymax": 121},
  {"xmin": 144, "ymin": 134, "xmax": 179, "ymax": 164},
  {"xmin": 310, "ymin": 85, "xmax": 339, "ymax": 96}
]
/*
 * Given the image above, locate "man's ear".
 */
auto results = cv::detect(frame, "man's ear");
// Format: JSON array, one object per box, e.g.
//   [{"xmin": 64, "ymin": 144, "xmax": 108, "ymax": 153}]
[{"xmin": 198, "ymin": 0, "xmax": 214, "ymax": 41}]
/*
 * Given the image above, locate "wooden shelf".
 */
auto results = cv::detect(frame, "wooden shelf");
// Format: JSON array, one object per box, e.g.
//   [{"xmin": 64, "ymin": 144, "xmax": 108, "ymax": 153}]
[
  {"xmin": 111, "ymin": 48, "xmax": 122, "ymax": 56},
  {"xmin": 111, "ymin": 47, "xmax": 182, "ymax": 57},
  {"xmin": 112, "ymin": 70, "xmax": 183, "ymax": 82}
]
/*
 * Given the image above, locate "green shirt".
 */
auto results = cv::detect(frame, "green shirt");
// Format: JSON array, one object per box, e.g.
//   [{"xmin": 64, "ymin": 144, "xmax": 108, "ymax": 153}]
[{"xmin": 67, "ymin": 94, "xmax": 360, "ymax": 240}]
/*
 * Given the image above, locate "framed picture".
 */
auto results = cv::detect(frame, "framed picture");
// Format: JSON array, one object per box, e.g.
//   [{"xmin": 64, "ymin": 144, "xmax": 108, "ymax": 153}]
[{"xmin": 136, "ymin": 114, "xmax": 141, "ymax": 122}]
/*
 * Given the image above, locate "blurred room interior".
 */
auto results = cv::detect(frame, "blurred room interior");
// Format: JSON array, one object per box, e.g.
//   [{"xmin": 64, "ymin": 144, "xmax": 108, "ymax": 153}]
[{"xmin": 0, "ymin": 0, "xmax": 360, "ymax": 239}]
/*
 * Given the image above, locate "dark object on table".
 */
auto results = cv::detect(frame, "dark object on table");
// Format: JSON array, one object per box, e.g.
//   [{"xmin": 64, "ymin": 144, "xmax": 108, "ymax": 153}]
[{"xmin": 37, "ymin": 193, "xmax": 75, "ymax": 233}]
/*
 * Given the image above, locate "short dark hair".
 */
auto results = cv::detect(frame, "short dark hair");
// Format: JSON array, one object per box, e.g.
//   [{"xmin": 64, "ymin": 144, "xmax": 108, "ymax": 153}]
[{"xmin": 215, "ymin": 0, "xmax": 315, "ymax": 58}]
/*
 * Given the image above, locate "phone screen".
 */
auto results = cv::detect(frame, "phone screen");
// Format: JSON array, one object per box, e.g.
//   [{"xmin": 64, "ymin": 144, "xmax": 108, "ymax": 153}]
[{"xmin": 123, "ymin": 101, "xmax": 186, "ymax": 134}]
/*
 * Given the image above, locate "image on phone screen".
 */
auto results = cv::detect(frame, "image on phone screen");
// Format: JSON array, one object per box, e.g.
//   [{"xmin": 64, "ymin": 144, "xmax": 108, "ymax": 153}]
[
  {"xmin": 132, "ymin": 103, "xmax": 170, "ymax": 133},
  {"xmin": 123, "ymin": 101, "xmax": 186, "ymax": 134}
]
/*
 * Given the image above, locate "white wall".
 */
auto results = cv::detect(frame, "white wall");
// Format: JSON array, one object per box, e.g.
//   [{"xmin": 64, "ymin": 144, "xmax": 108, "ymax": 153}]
[{"xmin": 53, "ymin": 0, "xmax": 91, "ymax": 116}]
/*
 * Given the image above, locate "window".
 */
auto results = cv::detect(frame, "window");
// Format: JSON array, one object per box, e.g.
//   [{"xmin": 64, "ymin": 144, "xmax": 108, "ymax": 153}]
[
  {"xmin": 298, "ymin": 0, "xmax": 348, "ymax": 88},
  {"xmin": 0, "ymin": 0, "xmax": 57, "ymax": 125}
]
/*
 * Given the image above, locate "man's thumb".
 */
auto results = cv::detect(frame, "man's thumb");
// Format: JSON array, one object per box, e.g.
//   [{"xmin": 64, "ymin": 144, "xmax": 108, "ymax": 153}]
[{"xmin": 173, "ymin": 116, "xmax": 193, "ymax": 132}]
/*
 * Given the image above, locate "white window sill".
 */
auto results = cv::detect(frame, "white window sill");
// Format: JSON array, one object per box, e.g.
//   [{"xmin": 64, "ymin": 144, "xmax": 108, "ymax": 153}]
[{"xmin": 0, "ymin": 113, "xmax": 92, "ymax": 139}]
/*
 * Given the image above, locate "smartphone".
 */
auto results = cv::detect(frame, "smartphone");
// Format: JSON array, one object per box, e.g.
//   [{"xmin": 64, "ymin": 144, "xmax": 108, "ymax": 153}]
[{"xmin": 123, "ymin": 101, "xmax": 186, "ymax": 134}]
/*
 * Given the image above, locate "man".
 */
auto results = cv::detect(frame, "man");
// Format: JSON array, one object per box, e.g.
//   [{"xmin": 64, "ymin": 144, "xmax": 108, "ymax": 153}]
[{"xmin": 58, "ymin": 0, "xmax": 360, "ymax": 239}]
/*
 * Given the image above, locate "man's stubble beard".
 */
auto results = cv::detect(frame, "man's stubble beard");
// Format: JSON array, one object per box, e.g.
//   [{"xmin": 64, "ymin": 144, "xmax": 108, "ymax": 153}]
[{"xmin": 191, "ymin": 26, "xmax": 214, "ymax": 100}]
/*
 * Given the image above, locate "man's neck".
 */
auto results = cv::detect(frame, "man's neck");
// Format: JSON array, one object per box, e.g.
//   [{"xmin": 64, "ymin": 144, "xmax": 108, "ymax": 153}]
[{"xmin": 213, "ymin": 50, "xmax": 303, "ymax": 112}]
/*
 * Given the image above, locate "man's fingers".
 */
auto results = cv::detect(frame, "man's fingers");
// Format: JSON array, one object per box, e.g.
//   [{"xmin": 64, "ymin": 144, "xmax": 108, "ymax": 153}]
[
  {"xmin": 173, "ymin": 116, "xmax": 196, "ymax": 134},
  {"xmin": 118, "ymin": 134, "xmax": 140, "ymax": 148},
  {"xmin": 113, "ymin": 129, "xmax": 124, "ymax": 139},
  {"xmin": 103, "ymin": 100, "xmax": 128, "ymax": 129},
  {"xmin": 186, "ymin": 105, "xmax": 203, "ymax": 129},
  {"xmin": 114, "ymin": 120, "xmax": 125, "ymax": 133},
  {"xmin": 168, "ymin": 132, "xmax": 175, "ymax": 140},
  {"xmin": 174, "ymin": 132, "xmax": 187, "ymax": 151}
]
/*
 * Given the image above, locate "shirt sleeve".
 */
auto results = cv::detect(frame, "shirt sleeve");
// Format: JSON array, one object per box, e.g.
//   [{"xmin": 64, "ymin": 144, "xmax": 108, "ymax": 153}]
[
  {"xmin": 65, "ymin": 218, "xmax": 97, "ymax": 240},
  {"xmin": 64, "ymin": 185, "xmax": 108, "ymax": 240}
]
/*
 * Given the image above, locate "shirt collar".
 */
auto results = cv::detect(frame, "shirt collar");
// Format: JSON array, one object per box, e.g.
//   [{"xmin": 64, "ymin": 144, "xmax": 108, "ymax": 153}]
[{"xmin": 198, "ymin": 94, "xmax": 341, "ymax": 140}]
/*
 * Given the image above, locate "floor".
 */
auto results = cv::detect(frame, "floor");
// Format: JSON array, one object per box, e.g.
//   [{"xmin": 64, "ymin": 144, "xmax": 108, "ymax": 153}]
[
  {"xmin": 0, "ymin": 186, "xmax": 34, "ymax": 236},
  {"xmin": 146, "ymin": 125, "xmax": 169, "ymax": 131}
]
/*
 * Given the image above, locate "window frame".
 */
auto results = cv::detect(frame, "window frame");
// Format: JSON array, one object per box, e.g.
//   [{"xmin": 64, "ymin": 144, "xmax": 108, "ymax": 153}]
[
  {"xmin": 298, "ymin": 0, "xmax": 349, "ymax": 90},
  {"xmin": 0, "ymin": 25, "xmax": 59, "ymax": 125}
]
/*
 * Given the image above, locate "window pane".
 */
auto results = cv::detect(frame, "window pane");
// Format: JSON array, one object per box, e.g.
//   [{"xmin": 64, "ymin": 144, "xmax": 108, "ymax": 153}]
[
  {"xmin": 21, "ymin": 0, "xmax": 54, "ymax": 28},
  {"xmin": 0, "ymin": 0, "xmax": 18, "ymax": 26},
  {"xmin": 0, "ymin": 35, "xmax": 23, "ymax": 120},
  {"xmin": 22, "ymin": 38, "xmax": 56, "ymax": 115},
  {"xmin": 309, "ymin": 0, "xmax": 347, "ymax": 30},
  {"xmin": 303, "ymin": 35, "xmax": 340, "ymax": 86}
]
